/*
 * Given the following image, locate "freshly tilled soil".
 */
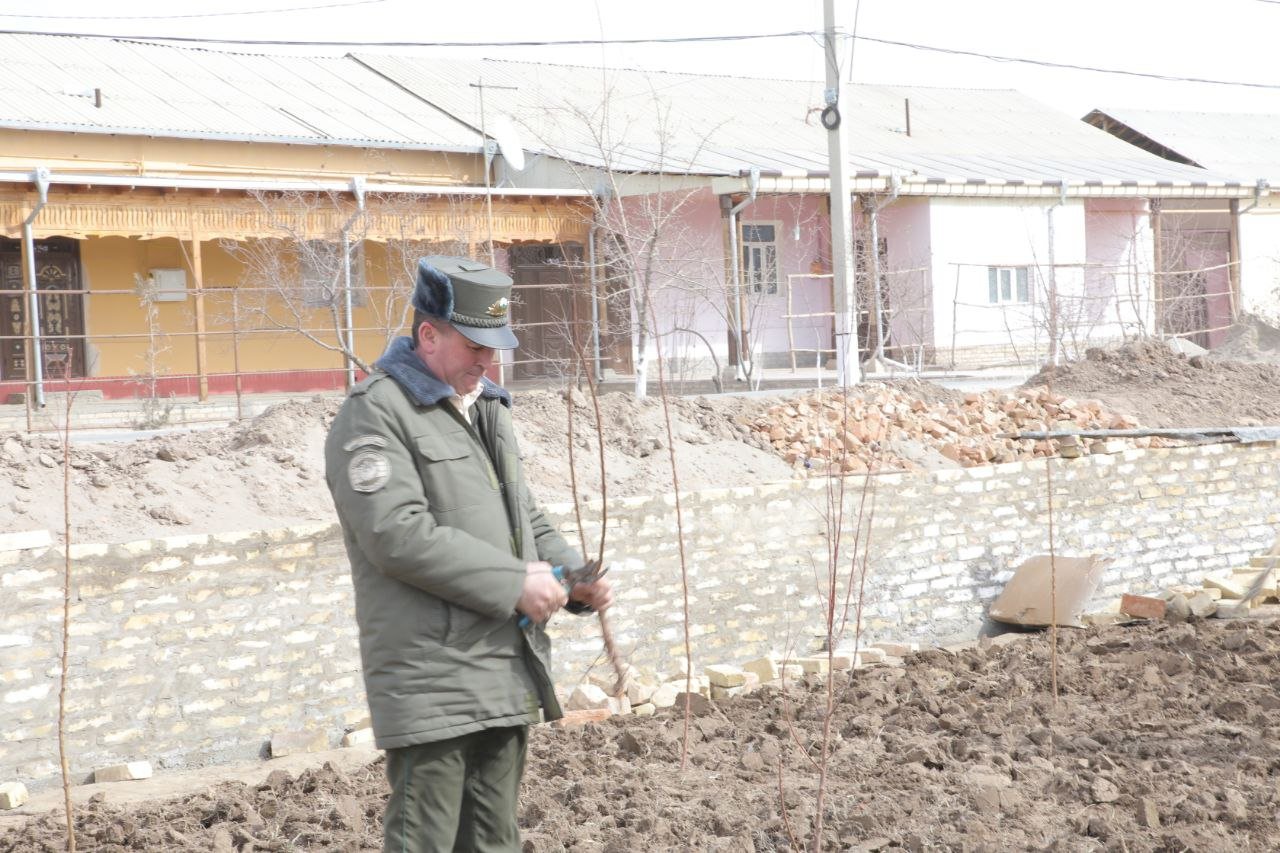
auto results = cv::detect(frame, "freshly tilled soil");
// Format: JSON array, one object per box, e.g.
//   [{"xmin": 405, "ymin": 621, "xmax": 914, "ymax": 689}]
[{"xmin": 4, "ymin": 618, "xmax": 1278, "ymax": 851}]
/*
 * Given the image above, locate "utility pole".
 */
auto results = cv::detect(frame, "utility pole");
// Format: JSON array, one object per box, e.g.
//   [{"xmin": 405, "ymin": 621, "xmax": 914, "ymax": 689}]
[{"xmin": 823, "ymin": 0, "xmax": 861, "ymax": 385}]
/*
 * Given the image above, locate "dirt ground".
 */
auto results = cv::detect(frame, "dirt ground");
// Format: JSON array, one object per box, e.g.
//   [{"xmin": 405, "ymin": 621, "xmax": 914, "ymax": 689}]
[
  {"xmin": 2, "ymin": 327, "xmax": 1279, "ymax": 848},
  {"xmin": 1026, "ymin": 334, "xmax": 1280, "ymax": 430},
  {"xmin": 3, "ymin": 324, "xmax": 1280, "ymax": 545},
  {"xmin": 1214, "ymin": 313, "xmax": 1280, "ymax": 365},
  {"xmin": 4, "ymin": 616, "xmax": 1279, "ymax": 851}
]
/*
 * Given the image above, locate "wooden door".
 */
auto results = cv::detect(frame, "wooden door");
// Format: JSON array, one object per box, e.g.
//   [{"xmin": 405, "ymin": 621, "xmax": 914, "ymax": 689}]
[
  {"xmin": 1159, "ymin": 229, "xmax": 1227, "ymax": 349},
  {"xmin": 510, "ymin": 244, "xmax": 586, "ymax": 380},
  {"xmin": 0, "ymin": 238, "xmax": 86, "ymax": 381}
]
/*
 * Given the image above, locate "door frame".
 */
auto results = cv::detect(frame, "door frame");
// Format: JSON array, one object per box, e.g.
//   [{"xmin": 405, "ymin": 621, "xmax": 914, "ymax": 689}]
[{"xmin": 0, "ymin": 237, "xmax": 87, "ymax": 383}]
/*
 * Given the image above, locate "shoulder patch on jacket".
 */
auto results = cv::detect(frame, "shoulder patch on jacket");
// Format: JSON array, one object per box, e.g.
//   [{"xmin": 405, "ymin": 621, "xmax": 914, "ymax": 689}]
[{"xmin": 348, "ymin": 449, "xmax": 391, "ymax": 493}]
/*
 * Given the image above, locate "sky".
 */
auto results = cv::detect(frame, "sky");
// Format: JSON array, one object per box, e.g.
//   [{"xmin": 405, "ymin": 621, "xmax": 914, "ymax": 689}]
[{"xmin": 1, "ymin": 0, "xmax": 1278, "ymax": 119}]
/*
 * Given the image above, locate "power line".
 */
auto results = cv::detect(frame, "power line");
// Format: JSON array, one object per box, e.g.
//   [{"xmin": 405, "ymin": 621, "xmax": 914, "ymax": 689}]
[
  {"xmin": 846, "ymin": 1, "xmax": 864, "ymax": 84},
  {"xmin": 855, "ymin": 34, "xmax": 1280, "ymax": 90},
  {"xmin": 1, "ymin": 0, "xmax": 388, "ymax": 21},
  {"xmin": 0, "ymin": 0, "xmax": 387, "ymax": 21},
  {"xmin": 0, "ymin": 27, "xmax": 819, "ymax": 48},
  {"xmin": 0, "ymin": 25, "xmax": 1276, "ymax": 92}
]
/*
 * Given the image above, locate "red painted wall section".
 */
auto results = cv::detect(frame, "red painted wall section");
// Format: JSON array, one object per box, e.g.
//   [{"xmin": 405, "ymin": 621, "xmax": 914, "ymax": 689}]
[{"xmin": 0, "ymin": 368, "xmax": 359, "ymax": 401}]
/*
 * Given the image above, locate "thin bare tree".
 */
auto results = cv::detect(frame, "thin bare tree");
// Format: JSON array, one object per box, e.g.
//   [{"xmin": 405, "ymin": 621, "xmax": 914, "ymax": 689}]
[
  {"xmin": 220, "ymin": 190, "xmax": 479, "ymax": 377},
  {"xmin": 510, "ymin": 73, "xmax": 740, "ymax": 398},
  {"xmin": 129, "ymin": 273, "xmax": 176, "ymax": 429},
  {"xmin": 50, "ymin": 354, "xmax": 80, "ymax": 851}
]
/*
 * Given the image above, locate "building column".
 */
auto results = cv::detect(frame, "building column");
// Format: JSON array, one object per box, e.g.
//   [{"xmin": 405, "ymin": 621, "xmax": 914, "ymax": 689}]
[
  {"xmin": 1228, "ymin": 198, "xmax": 1241, "ymax": 321},
  {"xmin": 189, "ymin": 225, "xmax": 209, "ymax": 401}
]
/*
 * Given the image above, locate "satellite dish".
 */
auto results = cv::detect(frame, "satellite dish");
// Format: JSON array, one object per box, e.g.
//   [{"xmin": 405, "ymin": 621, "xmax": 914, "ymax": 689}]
[{"xmin": 490, "ymin": 114, "xmax": 526, "ymax": 172}]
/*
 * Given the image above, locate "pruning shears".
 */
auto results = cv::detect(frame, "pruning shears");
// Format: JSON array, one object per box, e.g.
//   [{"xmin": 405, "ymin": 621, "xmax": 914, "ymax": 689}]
[{"xmin": 517, "ymin": 558, "xmax": 608, "ymax": 628}]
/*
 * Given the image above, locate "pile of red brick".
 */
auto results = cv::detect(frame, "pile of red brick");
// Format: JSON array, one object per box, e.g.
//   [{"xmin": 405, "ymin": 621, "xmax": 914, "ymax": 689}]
[{"xmin": 751, "ymin": 384, "xmax": 1166, "ymax": 473}]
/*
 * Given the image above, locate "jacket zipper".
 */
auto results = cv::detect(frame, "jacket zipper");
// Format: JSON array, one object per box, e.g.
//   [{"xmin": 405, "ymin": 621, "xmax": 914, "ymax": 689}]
[
  {"xmin": 449, "ymin": 402, "xmax": 520, "ymax": 555},
  {"xmin": 447, "ymin": 405, "xmax": 500, "ymax": 489}
]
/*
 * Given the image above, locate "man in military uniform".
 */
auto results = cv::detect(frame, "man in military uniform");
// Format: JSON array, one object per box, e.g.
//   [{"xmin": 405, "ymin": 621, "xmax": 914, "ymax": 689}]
[{"xmin": 325, "ymin": 256, "xmax": 613, "ymax": 853}]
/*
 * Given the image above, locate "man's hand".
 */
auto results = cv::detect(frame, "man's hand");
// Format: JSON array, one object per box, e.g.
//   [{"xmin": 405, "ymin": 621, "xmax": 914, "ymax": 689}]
[
  {"xmin": 569, "ymin": 575, "xmax": 614, "ymax": 612},
  {"xmin": 516, "ymin": 561, "xmax": 568, "ymax": 624}
]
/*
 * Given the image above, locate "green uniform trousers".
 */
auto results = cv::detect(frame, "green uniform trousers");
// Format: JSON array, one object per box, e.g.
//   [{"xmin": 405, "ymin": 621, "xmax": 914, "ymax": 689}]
[{"xmin": 383, "ymin": 725, "xmax": 528, "ymax": 853}]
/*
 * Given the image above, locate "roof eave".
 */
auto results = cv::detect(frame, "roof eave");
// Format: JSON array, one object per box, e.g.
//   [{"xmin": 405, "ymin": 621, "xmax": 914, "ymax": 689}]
[
  {"xmin": 0, "ymin": 120, "xmax": 482, "ymax": 154},
  {"xmin": 711, "ymin": 174, "xmax": 1254, "ymax": 199},
  {"xmin": 0, "ymin": 169, "xmax": 590, "ymax": 197}
]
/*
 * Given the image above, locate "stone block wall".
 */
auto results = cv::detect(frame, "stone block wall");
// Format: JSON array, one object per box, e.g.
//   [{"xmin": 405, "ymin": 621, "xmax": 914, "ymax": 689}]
[
  {"xmin": 946, "ymin": 337, "xmax": 1126, "ymax": 371},
  {"xmin": 1, "ymin": 441, "xmax": 1276, "ymax": 789},
  {"xmin": 551, "ymin": 440, "xmax": 1278, "ymax": 678},
  {"xmin": 0, "ymin": 396, "xmax": 283, "ymax": 433},
  {"xmin": 0, "ymin": 523, "xmax": 366, "ymax": 790}
]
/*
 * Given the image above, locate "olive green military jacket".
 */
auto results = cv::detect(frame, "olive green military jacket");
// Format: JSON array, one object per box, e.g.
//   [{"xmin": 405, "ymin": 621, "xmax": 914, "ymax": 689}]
[{"xmin": 324, "ymin": 338, "xmax": 581, "ymax": 750}]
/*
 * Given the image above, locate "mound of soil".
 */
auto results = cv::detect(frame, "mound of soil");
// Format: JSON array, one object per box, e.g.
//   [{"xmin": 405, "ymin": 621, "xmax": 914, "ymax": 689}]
[
  {"xmin": 1214, "ymin": 313, "xmax": 1280, "ymax": 364},
  {"xmin": 3, "ymin": 340, "xmax": 1274, "ymax": 546},
  {"xmin": 510, "ymin": 389, "xmax": 794, "ymax": 505},
  {"xmin": 5, "ymin": 617, "xmax": 1278, "ymax": 851},
  {"xmin": 1027, "ymin": 339, "xmax": 1280, "ymax": 429},
  {"xmin": 0, "ymin": 399, "xmax": 343, "ymax": 546},
  {"xmin": 0, "ymin": 390, "xmax": 798, "ymax": 546}
]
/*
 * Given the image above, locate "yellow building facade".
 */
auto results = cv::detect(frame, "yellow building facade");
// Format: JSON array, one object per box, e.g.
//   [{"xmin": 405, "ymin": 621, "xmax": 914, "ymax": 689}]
[{"xmin": 0, "ymin": 131, "xmax": 590, "ymax": 400}]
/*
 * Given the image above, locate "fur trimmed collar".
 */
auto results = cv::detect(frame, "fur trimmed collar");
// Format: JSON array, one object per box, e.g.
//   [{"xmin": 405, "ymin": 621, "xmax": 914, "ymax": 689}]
[{"xmin": 373, "ymin": 337, "xmax": 512, "ymax": 408}]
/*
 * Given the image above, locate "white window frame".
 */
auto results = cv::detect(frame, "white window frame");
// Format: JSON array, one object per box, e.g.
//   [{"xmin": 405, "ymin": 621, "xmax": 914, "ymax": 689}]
[
  {"xmin": 147, "ymin": 268, "xmax": 188, "ymax": 302},
  {"xmin": 741, "ymin": 221, "xmax": 781, "ymax": 296},
  {"xmin": 987, "ymin": 266, "xmax": 1030, "ymax": 305}
]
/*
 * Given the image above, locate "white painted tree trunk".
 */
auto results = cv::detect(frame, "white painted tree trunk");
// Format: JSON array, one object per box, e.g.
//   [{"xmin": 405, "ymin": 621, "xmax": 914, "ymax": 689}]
[{"xmin": 633, "ymin": 346, "xmax": 649, "ymax": 399}]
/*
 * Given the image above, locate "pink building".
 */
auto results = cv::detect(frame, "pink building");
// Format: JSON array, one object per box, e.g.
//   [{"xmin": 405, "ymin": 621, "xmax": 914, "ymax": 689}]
[{"xmin": 348, "ymin": 58, "xmax": 1264, "ymax": 379}]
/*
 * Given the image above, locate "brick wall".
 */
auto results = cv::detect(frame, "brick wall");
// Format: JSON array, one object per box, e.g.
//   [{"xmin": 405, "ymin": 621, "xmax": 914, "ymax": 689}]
[{"xmin": 2, "ymin": 441, "xmax": 1276, "ymax": 790}]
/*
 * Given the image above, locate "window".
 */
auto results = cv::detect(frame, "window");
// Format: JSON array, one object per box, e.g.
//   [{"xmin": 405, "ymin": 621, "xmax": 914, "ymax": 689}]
[
  {"xmin": 147, "ymin": 268, "xmax": 188, "ymax": 302},
  {"xmin": 987, "ymin": 266, "xmax": 1030, "ymax": 304},
  {"xmin": 741, "ymin": 223, "xmax": 779, "ymax": 295},
  {"xmin": 302, "ymin": 241, "xmax": 367, "ymax": 308}
]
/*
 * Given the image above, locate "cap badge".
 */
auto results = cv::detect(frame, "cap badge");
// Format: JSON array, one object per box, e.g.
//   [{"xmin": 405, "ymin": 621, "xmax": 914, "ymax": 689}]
[{"xmin": 486, "ymin": 297, "xmax": 510, "ymax": 317}]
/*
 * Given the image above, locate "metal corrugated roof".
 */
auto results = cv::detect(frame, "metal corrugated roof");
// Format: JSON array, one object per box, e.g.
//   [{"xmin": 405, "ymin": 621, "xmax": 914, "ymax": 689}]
[
  {"xmin": 354, "ymin": 55, "xmax": 1244, "ymax": 188},
  {"xmin": 1086, "ymin": 108, "xmax": 1280, "ymax": 184},
  {"xmin": 0, "ymin": 34, "xmax": 481, "ymax": 151}
]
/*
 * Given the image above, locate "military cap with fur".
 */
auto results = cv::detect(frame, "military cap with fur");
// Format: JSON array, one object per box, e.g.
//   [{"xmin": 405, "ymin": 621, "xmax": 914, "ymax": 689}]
[{"xmin": 412, "ymin": 256, "xmax": 519, "ymax": 350}]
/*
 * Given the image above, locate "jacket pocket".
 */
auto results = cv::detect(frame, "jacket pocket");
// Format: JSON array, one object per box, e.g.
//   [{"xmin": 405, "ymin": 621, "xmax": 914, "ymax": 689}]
[
  {"xmin": 417, "ymin": 592, "xmax": 450, "ymax": 645},
  {"xmin": 444, "ymin": 604, "xmax": 505, "ymax": 648},
  {"xmin": 412, "ymin": 433, "xmax": 491, "ymax": 512}
]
